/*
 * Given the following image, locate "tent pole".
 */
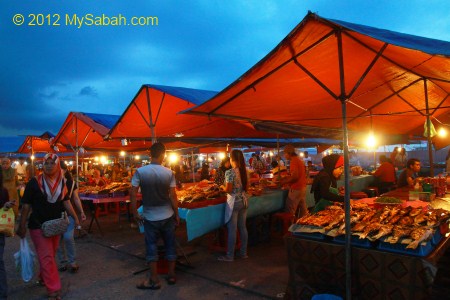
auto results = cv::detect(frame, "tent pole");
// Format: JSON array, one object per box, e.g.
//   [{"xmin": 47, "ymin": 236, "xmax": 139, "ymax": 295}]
[
  {"xmin": 30, "ymin": 139, "xmax": 35, "ymax": 177},
  {"xmin": 145, "ymin": 86, "xmax": 157, "ymax": 144},
  {"xmin": 337, "ymin": 29, "xmax": 352, "ymax": 300},
  {"xmin": 424, "ymin": 79, "xmax": 434, "ymax": 176},
  {"xmin": 191, "ymin": 150, "xmax": 195, "ymax": 183},
  {"xmin": 75, "ymin": 117, "xmax": 79, "ymax": 186}
]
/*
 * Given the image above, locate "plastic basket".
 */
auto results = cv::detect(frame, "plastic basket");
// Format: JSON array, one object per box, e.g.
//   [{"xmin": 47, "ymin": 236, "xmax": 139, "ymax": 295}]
[
  {"xmin": 333, "ymin": 234, "xmax": 374, "ymax": 249},
  {"xmin": 377, "ymin": 240, "xmax": 433, "ymax": 257}
]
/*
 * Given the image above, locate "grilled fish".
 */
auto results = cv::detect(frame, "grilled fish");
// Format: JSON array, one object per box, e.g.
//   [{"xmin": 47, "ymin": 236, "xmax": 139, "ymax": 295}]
[
  {"xmin": 406, "ymin": 227, "xmax": 434, "ymax": 249},
  {"xmin": 372, "ymin": 224, "xmax": 393, "ymax": 240},
  {"xmin": 358, "ymin": 222, "xmax": 382, "ymax": 239},
  {"xmin": 389, "ymin": 226, "xmax": 413, "ymax": 244}
]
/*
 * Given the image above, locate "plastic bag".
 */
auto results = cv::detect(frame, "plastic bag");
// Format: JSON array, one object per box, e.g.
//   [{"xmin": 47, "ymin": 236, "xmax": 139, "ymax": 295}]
[
  {"xmin": 0, "ymin": 207, "xmax": 15, "ymax": 237},
  {"xmin": 14, "ymin": 238, "xmax": 36, "ymax": 282}
]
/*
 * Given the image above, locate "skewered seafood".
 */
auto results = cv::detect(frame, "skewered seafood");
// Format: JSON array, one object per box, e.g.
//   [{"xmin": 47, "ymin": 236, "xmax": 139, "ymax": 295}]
[{"xmin": 372, "ymin": 224, "xmax": 393, "ymax": 240}]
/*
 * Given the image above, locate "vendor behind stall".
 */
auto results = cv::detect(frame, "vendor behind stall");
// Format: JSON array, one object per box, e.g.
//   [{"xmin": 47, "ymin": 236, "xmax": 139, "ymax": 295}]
[
  {"xmin": 371, "ymin": 154, "xmax": 396, "ymax": 193},
  {"xmin": 310, "ymin": 154, "xmax": 344, "ymax": 213},
  {"xmin": 397, "ymin": 158, "xmax": 421, "ymax": 188}
]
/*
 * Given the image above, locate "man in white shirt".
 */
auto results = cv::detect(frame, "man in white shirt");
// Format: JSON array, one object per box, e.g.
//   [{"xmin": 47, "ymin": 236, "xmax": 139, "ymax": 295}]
[{"xmin": 131, "ymin": 142, "xmax": 179, "ymax": 290}]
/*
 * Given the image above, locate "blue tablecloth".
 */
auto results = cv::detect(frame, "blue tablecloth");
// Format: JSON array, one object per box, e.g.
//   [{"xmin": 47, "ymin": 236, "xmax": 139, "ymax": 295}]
[
  {"xmin": 178, "ymin": 189, "xmax": 288, "ymax": 241},
  {"xmin": 305, "ymin": 175, "xmax": 375, "ymax": 208}
]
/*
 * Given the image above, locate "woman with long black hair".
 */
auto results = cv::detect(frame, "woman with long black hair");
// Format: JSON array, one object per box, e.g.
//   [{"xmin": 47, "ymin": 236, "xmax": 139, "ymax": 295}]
[{"xmin": 218, "ymin": 150, "xmax": 249, "ymax": 262}]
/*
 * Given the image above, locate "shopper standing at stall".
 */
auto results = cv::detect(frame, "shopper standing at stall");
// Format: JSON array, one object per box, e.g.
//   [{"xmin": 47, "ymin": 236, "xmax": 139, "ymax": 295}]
[
  {"xmin": 218, "ymin": 149, "xmax": 249, "ymax": 262},
  {"xmin": 278, "ymin": 144, "xmax": 307, "ymax": 217},
  {"xmin": 131, "ymin": 142, "xmax": 179, "ymax": 290}
]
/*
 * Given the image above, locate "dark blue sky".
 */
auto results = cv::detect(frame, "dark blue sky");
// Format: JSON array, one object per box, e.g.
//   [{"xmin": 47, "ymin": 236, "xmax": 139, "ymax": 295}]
[{"xmin": 1, "ymin": 0, "xmax": 449, "ymax": 136}]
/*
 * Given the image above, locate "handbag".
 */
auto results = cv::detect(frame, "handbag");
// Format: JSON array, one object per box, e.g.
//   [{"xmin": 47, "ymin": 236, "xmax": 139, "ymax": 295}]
[
  {"xmin": 40, "ymin": 181, "xmax": 74, "ymax": 237},
  {"xmin": 41, "ymin": 212, "xmax": 69, "ymax": 237}
]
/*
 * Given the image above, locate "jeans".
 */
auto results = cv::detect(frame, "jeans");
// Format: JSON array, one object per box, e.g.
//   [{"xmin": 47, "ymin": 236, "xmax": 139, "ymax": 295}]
[
  {"xmin": 144, "ymin": 216, "xmax": 177, "ymax": 262},
  {"xmin": 57, "ymin": 216, "xmax": 76, "ymax": 265},
  {"xmin": 226, "ymin": 200, "xmax": 248, "ymax": 258},
  {"xmin": 0, "ymin": 234, "xmax": 7, "ymax": 299}
]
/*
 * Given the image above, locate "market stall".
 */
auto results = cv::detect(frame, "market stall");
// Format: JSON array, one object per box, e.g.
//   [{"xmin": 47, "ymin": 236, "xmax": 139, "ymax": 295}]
[
  {"xmin": 179, "ymin": 189, "xmax": 288, "ymax": 241},
  {"xmin": 284, "ymin": 195, "xmax": 450, "ymax": 298}
]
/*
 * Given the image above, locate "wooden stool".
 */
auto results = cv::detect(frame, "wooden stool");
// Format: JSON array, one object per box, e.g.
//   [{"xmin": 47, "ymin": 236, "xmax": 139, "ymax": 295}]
[{"xmin": 272, "ymin": 212, "xmax": 295, "ymax": 235}]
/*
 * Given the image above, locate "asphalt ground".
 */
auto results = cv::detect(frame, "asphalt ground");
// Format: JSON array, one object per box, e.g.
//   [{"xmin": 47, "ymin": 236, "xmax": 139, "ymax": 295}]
[{"xmin": 4, "ymin": 210, "xmax": 289, "ymax": 299}]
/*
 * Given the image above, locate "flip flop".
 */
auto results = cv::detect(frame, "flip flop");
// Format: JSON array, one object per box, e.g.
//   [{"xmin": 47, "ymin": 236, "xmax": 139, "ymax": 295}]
[
  {"xmin": 136, "ymin": 280, "xmax": 161, "ymax": 290},
  {"xmin": 166, "ymin": 276, "xmax": 176, "ymax": 285}
]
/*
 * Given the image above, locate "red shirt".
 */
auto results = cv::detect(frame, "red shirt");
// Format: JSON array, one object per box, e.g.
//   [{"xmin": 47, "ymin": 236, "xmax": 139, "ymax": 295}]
[
  {"xmin": 373, "ymin": 162, "xmax": 396, "ymax": 183},
  {"xmin": 289, "ymin": 156, "xmax": 307, "ymax": 190}
]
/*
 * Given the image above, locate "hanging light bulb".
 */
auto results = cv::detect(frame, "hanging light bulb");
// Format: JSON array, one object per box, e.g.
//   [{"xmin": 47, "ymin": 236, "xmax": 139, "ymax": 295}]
[
  {"xmin": 438, "ymin": 127, "xmax": 448, "ymax": 138},
  {"xmin": 366, "ymin": 132, "xmax": 377, "ymax": 149}
]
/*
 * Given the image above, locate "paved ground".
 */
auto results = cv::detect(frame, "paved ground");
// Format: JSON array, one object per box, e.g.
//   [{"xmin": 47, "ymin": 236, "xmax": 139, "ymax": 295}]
[{"xmin": 4, "ymin": 211, "xmax": 289, "ymax": 299}]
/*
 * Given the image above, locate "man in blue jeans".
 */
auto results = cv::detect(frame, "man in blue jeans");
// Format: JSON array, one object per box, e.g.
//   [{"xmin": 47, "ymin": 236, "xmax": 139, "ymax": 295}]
[{"xmin": 130, "ymin": 142, "xmax": 180, "ymax": 290}]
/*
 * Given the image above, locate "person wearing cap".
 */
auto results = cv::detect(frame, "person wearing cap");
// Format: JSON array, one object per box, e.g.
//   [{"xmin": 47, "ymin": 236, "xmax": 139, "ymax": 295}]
[
  {"xmin": 310, "ymin": 154, "xmax": 345, "ymax": 213},
  {"xmin": 278, "ymin": 145, "xmax": 307, "ymax": 217}
]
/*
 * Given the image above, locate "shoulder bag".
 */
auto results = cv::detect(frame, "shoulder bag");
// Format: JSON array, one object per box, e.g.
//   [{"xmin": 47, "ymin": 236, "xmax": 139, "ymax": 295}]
[{"xmin": 40, "ymin": 181, "xmax": 74, "ymax": 237}]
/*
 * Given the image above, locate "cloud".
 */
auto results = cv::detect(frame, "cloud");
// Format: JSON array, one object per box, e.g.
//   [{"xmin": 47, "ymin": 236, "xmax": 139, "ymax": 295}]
[{"xmin": 79, "ymin": 86, "xmax": 99, "ymax": 98}]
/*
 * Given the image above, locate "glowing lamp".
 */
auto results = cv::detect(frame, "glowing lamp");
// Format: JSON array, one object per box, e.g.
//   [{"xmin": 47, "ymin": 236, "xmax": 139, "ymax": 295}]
[
  {"xmin": 218, "ymin": 152, "xmax": 226, "ymax": 160},
  {"xmin": 168, "ymin": 153, "xmax": 178, "ymax": 164},
  {"xmin": 438, "ymin": 127, "xmax": 448, "ymax": 138},
  {"xmin": 120, "ymin": 151, "xmax": 126, "ymax": 157},
  {"xmin": 366, "ymin": 133, "xmax": 377, "ymax": 148}
]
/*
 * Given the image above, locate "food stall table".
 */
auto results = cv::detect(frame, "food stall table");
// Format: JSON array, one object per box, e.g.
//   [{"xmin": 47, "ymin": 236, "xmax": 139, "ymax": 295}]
[
  {"xmin": 80, "ymin": 194, "xmax": 142, "ymax": 235},
  {"xmin": 284, "ymin": 234, "xmax": 450, "ymax": 299},
  {"xmin": 284, "ymin": 193, "xmax": 450, "ymax": 299},
  {"xmin": 178, "ymin": 189, "xmax": 288, "ymax": 241}
]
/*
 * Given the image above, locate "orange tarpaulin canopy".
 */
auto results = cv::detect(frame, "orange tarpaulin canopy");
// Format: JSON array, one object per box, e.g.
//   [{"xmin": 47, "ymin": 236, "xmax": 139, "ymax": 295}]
[
  {"xmin": 52, "ymin": 112, "xmax": 151, "ymax": 152},
  {"xmin": 186, "ymin": 13, "xmax": 450, "ymax": 139},
  {"xmin": 107, "ymin": 84, "xmax": 298, "ymax": 143},
  {"xmin": 16, "ymin": 132, "xmax": 68, "ymax": 154}
]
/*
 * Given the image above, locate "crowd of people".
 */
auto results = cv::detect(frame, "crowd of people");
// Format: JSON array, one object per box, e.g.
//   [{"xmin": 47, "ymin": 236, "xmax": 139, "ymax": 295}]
[{"xmin": 0, "ymin": 144, "xmax": 431, "ymax": 298}]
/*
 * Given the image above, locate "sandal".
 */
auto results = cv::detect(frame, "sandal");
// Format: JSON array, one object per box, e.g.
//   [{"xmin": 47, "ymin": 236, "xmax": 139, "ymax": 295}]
[
  {"xmin": 36, "ymin": 279, "xmax": 45, "ymax": 287},
  {"xmin": 58, "ymin": 265, "xmax": 67, "ymax": 272},
  {"xmin": 136, "ymin": 279, "xmax": 161, "ymax": 290},
  {"xmin": 68, "ymin": 264, "xmax": 79, "ymax": 273},
  {"xmin": 166, "ymin": 276, "xmax": 176, "ymax": 285},
  {"xmin": 48, "ymin": 293, "xmax": 61, "ymax": 300}
]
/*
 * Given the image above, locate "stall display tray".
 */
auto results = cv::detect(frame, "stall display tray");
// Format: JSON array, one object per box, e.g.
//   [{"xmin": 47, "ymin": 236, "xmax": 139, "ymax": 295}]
[
  {"xmin": 377, "ymin": 239, "xmax": 433, "ymax": 257},
  {"xmin": 333, "ymin": 234, "xmax": 374, "ymax": 249},
  {"xmin": 178, "ymin": 197, "xmax": 226, "ymax": 209},
  {"xmin": 288, "ymin": 224, "xmax": 328, "ymax": 241}
]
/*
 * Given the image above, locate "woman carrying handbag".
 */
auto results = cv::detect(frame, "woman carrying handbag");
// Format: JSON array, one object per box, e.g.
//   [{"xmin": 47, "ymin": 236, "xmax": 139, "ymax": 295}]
[
  {"xmin": 17, "ymin": 153, "xmax": 80, "ymax": 300},
  {"xmin": 218, "ymin": 150, "xmax": 249, "ymax": 262}
]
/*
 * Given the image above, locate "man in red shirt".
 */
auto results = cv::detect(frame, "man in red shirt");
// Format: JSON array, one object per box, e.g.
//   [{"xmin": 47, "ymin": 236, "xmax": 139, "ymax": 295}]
[
  {"xmin": 279, "ymin": 144, "xmax": 307, "ymax": 217},
  {"xmin": 372, "ymin": 155, "xmax": 396, "ymax": 193}
]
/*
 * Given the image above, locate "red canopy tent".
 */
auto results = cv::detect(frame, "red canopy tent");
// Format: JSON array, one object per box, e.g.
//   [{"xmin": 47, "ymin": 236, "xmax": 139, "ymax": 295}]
[
  {"xmin": 106, "ymin": 84, "xmax": 301, "ymax": 144},
  {"xmin": 185, "ymin": 12, "xmax": 450, "ymax": 297},
  {"xmin": 17, "ymin": 132, "xmax": 68, "ymax": 154}
]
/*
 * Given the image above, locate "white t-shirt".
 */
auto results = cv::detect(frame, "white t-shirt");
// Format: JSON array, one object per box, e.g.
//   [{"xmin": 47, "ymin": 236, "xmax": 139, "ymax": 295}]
[{"xmin": 131, "ymin": 163, "xmax": 175, "ymax": 221}]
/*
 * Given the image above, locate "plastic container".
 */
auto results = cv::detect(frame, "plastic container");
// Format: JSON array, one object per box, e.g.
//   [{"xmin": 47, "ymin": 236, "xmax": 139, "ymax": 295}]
[
  {"xmin": 377, "ymin": 240, "xmax": 433, "ymax": 257},
  {"xmin": 333, "ymin": 235, "xmax": 374, "ymax": 249},
  {"xmin": 292, "ymin": 231, "xmax": 328, "ymax": 241},
  {"xmin": 312, "ymin": 294, "xmax": 343, "ymax": 300}
]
